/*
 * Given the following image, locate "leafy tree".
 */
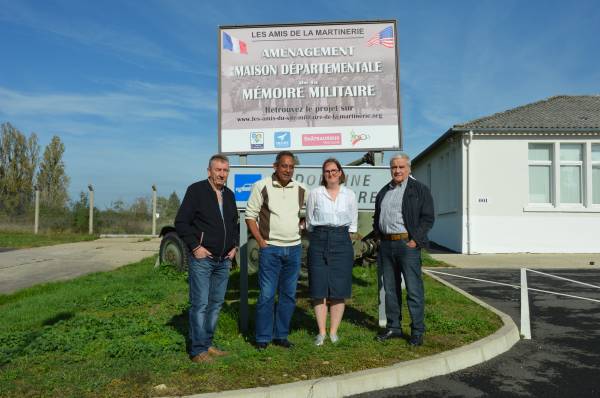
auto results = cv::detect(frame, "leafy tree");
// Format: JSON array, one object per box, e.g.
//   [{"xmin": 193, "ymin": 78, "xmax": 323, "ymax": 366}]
[
  {"xmin": 36, "ymin": 136, "xmax": 69, "ymax": 209},
  {"xmin": 71, "ymin": 191, "xmax": 89, "ymax": 230},
  {"xmin": 130, "ymin": 197, "xmax": 150, "ymax": 218},
  {"xmin": 156, "ymin": 191, "xmax": 180, "ymax": 223},
  {"xmin": 0, "ymin": 122, "xmax": 39, "ymax": 214},
  {"xmin": 110, "ymin": 199, "xmax": 126, "ymax": 212},
  {"xmin": 167, "ymin": 191, "xmax": 180, "ymax": 214}
]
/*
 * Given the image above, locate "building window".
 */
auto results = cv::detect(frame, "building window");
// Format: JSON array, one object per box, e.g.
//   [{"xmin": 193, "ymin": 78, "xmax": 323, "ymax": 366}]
[
  {"xmin": 593, "ymin": 144, "xmax": 600, "ymax": 205},
  {"xmin": 528, "ymin": 143, "xmax": 552, "ymax": 203},
  {"xmin": 560, "ymin": 144, "xmax": 583, "ymax": 204}
]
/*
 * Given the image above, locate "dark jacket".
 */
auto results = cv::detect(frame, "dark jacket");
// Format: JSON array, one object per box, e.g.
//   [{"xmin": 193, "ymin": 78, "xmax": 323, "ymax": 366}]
[
  {"xmin": 175, "ymin": 179, "xmax": 239, "ymax": 257},
  {"xmin": 373, "ymin": 176, "xmax": 435, "ymax": 248}
]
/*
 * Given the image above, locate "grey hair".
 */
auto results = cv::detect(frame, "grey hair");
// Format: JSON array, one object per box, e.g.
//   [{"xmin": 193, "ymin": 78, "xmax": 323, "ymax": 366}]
[
  {"xmin": 389, "ymin": 152, "xmax": 411, "ymax": 167},
  {"xmin": 208, "ymin": 153, "xmax": 229, "ymax": 169}
]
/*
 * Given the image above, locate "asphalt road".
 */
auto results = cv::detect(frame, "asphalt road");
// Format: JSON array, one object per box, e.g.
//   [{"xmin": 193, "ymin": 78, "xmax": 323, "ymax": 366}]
[
  {"xmin": 352, "ymin": 268, "xmax": 600, "ymax": 398},
  {"xmin": 0, "ymin": 238, "xmax": 160, "ymax": 294}
]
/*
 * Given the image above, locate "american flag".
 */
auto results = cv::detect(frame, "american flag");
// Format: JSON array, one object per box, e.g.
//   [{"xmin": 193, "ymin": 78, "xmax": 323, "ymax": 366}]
[{"xmin": 367, "ymin": 26, "xmax": 395, "ymax": 48}]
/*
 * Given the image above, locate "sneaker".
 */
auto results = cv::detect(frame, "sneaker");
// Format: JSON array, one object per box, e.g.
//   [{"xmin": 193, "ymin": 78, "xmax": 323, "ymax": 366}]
[
  {"xmin": 314, "ymin": 334, "xmax": 326, "ymax": 346},
  {"xmin": 330, "ymin": 334, "xmax": 339, "ymax": 344}
]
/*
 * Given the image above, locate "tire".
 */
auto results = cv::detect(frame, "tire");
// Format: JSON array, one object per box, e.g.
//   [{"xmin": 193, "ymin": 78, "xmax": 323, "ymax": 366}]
[{"xmin": 159, "ymin": 231, "xmax": 189, "ymax": 272}]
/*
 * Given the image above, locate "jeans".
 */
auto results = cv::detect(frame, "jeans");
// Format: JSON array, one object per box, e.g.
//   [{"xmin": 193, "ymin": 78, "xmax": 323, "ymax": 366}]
[
  {"xmin": 255, "ymin": 244, "xmax": 302, "ymax": 343},
  {"xmin": 378, "ymin": 239, "xmax": 425, "ymax": 336},
  {"xmin": 188, "ymin": 255, "xmax": 231, "ymax": 357}
]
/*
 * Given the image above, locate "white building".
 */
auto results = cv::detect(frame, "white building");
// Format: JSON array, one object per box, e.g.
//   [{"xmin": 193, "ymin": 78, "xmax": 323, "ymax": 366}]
[{"xmin": 411, "ymin": 95, "xmax": 600, "ymax": 253}]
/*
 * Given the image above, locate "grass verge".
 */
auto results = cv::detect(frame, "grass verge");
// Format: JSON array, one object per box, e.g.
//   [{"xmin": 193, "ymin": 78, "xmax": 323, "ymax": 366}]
[
  {"xmin": 0, "ymin": 256, "xmax": 501, "ymax": 397},
  {"xmin": 0, "ymin": 231, "xmax": 97, "ymax": 249},
  {"xmin": 422, "ymin": 250, "xmax": 449, "ymax": 267}
]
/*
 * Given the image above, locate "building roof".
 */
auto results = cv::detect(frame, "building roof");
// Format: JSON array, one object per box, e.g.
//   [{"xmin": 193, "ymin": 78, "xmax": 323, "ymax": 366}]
[
  {"xmin": 413, "ymin": 95, "xmax": 600, "ymax": 165},
  {"xmin": 454, "ymin": 95, "xmax": 600, "ymax": 131}
]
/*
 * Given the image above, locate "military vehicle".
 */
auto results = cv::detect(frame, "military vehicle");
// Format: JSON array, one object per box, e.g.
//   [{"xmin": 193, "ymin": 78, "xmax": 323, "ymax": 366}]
[{"xmin": 158, "ymin": 152, "xmax": 385, "ymax": 272}]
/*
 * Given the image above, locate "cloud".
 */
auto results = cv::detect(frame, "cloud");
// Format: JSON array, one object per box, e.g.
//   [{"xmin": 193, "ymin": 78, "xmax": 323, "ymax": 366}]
[{"xmin": 0, "ymin": 82, "xmax": 216, "ymax": 124}]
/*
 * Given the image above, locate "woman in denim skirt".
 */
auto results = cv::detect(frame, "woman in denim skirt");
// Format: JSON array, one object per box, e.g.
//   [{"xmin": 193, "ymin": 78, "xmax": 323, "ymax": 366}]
[{"xmin": 306, "ymin": 158, "xmax": 358, "ymax": 346}]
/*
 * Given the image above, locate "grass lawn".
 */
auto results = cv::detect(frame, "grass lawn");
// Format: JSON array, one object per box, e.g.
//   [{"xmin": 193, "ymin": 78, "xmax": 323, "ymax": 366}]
[
  {"xmin": 0, "ymin": 231, "xmax": 98, "ymax": 249},
  {"xmin": 0, "ymin": 256, "xmax": 501, "ymax": 398},
  {"xmin": 422, "ymin": 250, "xmax": 448, "ymax": 267}
]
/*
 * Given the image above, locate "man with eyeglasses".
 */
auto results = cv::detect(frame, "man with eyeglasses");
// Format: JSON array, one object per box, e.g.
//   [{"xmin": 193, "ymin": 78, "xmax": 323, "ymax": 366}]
[
  {"xmin": 373, "ymin": 152, "xmax": 434, "ymax": 346},
  {"xmin": 245, "ymin": 151, "xmax": 307, "ymax": 349}
]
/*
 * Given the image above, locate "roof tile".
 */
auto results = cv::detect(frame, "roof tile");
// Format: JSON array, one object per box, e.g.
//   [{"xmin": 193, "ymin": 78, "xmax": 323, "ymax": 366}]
[{"xmin": 454, "ymin": 95, "xmax": 600, "ymax": 130}]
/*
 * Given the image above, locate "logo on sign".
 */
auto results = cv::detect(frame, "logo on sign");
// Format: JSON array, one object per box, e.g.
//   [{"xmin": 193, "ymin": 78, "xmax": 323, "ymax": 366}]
[
  {"xmin": 274, "ymin": 131, "xmax": 291, "ymax": 148},
  {"xmin": 234, "ymin": 174, "xmax": 261, "ymax": 201},
  {"xmin": 302, "ymin": 133, "xmax": 342, "ymax": 146},
  {"xmin": 350, "ymin": 131, "xmax": 370, "ymax": 146},
  {"xmin": 250, "ymin": 132, "xmax": 264, "ymax": 149}
]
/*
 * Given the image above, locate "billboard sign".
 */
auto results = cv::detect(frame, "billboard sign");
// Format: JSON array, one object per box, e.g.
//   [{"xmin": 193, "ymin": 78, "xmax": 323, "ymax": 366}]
[
  {"xmin": 219, "ymin": 21, "xmax": 401, "ymax": 154},
  {"xmin": 228, "ymin": 165, "xmax": 392, "ymax": 210}
]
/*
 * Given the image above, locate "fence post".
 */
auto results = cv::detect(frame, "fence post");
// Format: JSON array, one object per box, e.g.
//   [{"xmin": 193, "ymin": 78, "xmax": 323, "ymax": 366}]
[
  {"xmin": 88, "ymin": 184, "xmax": 94, "ymax": 235},
  {"xmin": 152, "ymin": 184, "xmax": 157, "ymax": 236},
  {"xmin": 34, "ymin": 187, "xmax": 40, "ymax": 234}
]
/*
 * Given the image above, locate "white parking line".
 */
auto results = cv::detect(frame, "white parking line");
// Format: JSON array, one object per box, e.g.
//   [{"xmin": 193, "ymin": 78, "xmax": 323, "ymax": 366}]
[
  {"xmin": 525, "ymin": 269, "xmax": 600, "ymax": 289},
  {"xmin": 426, "ymin": 270, "xmax": 519, "ymax": 289},
  {"xmin": 526, "ymin": 287, "xmax": 600, "ymax": 303},
  {"xmin": 426, "ymin": 270, "xmax": 600, "ymax": 304},
  {"xmin": 427, "ymin": 269, "xmax": 600, "ymax": 342}
]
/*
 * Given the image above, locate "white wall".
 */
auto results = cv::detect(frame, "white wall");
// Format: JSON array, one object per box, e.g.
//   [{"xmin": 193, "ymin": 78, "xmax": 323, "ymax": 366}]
[
  {"xmin": 412, "ymin": 138, "xmax": 463, "ymax": 252},
  {"xmin": 466, "ymin": 134, "xmax": 600, "ymax": 253},
  {"xmin": 415, "ymin": 132, "xmax": 600, "ymax": 253}
]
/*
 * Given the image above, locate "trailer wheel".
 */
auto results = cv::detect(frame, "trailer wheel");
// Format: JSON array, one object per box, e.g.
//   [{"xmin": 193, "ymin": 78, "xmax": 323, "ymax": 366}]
[{"xmin": 159, "ymin": 232, "xmax": 189, "ymax": 272}]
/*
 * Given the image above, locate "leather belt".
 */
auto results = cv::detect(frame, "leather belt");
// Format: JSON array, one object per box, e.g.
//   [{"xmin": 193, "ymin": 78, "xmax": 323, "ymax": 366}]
[{"xmin": 381, "ymin": 233, "xmax": 409, "ymax": 241}]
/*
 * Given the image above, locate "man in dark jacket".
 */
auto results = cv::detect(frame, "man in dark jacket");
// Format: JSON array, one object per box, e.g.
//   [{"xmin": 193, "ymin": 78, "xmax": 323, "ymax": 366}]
[
  {"xmin": 373, "ymin": 152, "xmax": 434, "ymax": 346},
  {"xmin": 175, "ymin": 154, "xmax": 238, "ymax": 363}
]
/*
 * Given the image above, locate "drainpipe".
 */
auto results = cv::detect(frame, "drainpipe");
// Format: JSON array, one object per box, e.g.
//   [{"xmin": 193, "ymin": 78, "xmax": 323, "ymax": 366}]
[{"xmin": 464, "ymin": 130, "xmax": 473, "ymax": 254}]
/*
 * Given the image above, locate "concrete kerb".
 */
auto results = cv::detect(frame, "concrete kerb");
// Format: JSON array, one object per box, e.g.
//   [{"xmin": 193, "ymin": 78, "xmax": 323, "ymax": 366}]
[{"xmin": 167, "ymin": 270, "xmax": 520, "ymax": 398}]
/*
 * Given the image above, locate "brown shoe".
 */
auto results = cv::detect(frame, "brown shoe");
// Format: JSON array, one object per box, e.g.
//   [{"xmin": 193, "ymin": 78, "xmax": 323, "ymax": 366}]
[
  {"xmin": 191, "ymin": 352, "xmax": 213, "ymax": 363},
  {"xmin": 208, "ymin": 346, "xmax": 228, "ymax": 357}
]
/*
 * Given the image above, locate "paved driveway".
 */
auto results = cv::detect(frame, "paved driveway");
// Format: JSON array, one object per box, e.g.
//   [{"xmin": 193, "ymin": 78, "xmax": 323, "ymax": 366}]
[
  {"xmin": 0, "ymin": 238, "xmax": 160, "ymax": 294},
  {"xmin": 352, "ymin": 268, "xmax": 600, "ymax": 397}
]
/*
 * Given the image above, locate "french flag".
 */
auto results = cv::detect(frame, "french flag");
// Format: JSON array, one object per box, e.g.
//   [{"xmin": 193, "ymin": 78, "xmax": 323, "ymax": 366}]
[{"xmin": 223, "ymin": 32, "xmax": 247, "ymax": 54}]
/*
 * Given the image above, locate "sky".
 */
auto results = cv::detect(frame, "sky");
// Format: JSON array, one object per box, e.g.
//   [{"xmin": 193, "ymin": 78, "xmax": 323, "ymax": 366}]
[{"xmin": 1, "ymin": 0, "xmax": 599, "ymax": 208}]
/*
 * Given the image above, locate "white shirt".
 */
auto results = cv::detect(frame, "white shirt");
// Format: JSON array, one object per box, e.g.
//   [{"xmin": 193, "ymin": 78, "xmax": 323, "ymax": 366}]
[{"xmin": 306, "ymin": 185, "xmax": 358, "ymax": 232}]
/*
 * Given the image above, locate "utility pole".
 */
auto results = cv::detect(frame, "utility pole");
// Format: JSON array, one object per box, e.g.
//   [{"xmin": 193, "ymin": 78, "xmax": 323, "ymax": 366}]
[
  {"xmin": 152, "ymin": 184, "xmax": 157, "ymax": 236},
  {"xmin": 34, "ymin": 186, "xmax": 40, "ymax": 234},
  {"xmin": 88, "ymin": 184, "xmax": 94, "ymax": 235}
]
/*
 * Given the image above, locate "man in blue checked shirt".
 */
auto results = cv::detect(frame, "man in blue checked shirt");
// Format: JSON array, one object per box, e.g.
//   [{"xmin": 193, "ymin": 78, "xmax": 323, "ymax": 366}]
[{"xmin": 373, "ymin": 152, "xmax": 434, "ymax": 347}]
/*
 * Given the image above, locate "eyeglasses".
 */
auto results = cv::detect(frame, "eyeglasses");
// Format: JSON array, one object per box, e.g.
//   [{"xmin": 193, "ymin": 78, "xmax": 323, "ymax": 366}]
[{"xmin": 324, "ymin": 169, "xmax": 340, "ymax": 175}]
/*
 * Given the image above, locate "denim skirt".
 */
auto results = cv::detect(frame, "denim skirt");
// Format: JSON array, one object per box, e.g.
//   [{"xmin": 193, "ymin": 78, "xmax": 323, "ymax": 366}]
[{"xmin": 308, "ymin": 226, "xmax": 354, "ymax": 299}]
